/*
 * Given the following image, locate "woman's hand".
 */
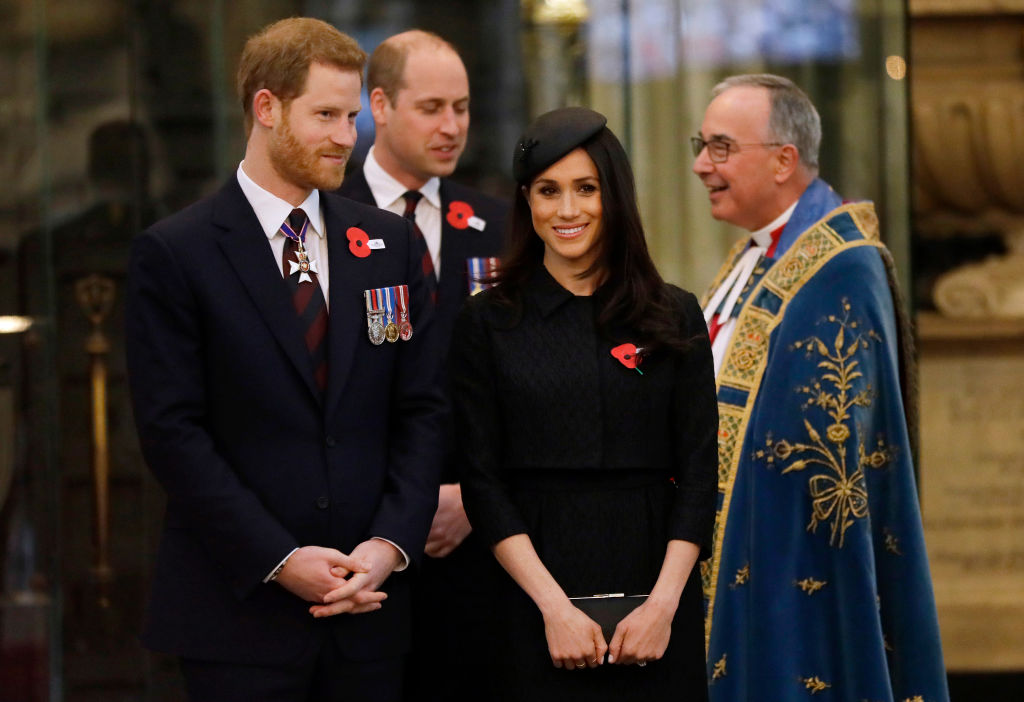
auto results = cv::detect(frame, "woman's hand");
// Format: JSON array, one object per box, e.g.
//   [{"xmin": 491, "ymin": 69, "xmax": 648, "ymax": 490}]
[
  {"xmin": 607, "ymin": 596, "xmax": 674, "ymax": 665},
  {"xmin": 541, "ymin": 600, "xmax": 608, "ymax": 670}
]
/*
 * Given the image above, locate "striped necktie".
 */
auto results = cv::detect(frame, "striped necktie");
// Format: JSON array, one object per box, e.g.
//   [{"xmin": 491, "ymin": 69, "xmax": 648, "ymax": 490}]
[
  {"xmin": 281, "ymin": 208, "xmax": 328, "ymax": 392},
  {"xmin": 401, "ymin": 190, "xmax": 438, "ymax": 304}
]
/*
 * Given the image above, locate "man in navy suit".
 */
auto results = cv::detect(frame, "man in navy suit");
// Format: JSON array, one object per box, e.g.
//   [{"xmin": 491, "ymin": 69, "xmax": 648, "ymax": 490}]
[
  {"xmin": 126, "ymin": 18, "xmax": 443, "ymax": 701},
  {"xmin": 336, "ymin": 30, "xmax": 507, "ymax": 701}
]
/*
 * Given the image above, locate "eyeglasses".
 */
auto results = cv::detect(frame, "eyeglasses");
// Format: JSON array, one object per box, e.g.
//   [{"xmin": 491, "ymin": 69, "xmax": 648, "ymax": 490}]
[{"xmin": 690, "ymin": 135, "xmax": 783, "ymax": 163}]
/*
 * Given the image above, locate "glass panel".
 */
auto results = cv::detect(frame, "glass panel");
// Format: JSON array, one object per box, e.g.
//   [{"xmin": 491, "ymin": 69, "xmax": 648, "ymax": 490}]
[{"xmin": 1, "ymin": 2, "xmax": 62, "ymax": 700}]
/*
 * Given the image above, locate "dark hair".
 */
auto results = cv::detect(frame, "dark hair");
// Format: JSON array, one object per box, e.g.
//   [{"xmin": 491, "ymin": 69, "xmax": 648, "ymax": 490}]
[{"xmin": 491, "ymin": 126, "xmax": 693, "ymax": 353}]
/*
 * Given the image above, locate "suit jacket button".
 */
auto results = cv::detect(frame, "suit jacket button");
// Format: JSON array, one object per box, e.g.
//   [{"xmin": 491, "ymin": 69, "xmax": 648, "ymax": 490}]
[
  {"xmin": 316, "ymin": 496, "xmax": 329, "ymax": 510},
  {"xmin": 325, "ymin": 435, "xmax": 336, "ymax": 447}
]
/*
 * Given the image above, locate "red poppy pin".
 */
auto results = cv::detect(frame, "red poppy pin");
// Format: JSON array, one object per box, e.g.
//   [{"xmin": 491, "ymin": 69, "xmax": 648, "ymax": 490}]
[
  {"xmin": 447, "ymin": 201, "xmax": 487, "ymax": 231},
  {"xmin": 611, "ymin": 343, "xmax": 645, "ymax": 375},
  {"xmin": 446, "ymin": 201, "xmax": 474, "ymax": 229},
  {"xmin": 347, "ymin": 226, "xmax": 370, "ymax": 258}
]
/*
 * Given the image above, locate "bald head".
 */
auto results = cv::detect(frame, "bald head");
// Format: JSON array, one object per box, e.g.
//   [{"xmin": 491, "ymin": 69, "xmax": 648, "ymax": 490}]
[{"xmin": 368, "ymin": 30, "xmax": 460, "ymax": 105}]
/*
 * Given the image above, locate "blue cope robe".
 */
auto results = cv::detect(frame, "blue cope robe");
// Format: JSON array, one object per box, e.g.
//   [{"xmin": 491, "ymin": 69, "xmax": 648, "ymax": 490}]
[{"xmin": 702, "ymin": 180, "xmax": 949, "ymax": 702}]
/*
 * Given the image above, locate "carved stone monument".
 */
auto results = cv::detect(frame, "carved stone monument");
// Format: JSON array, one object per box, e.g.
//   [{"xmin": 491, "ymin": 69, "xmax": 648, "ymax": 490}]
[{"xmin": 911, "ymin": 0, "xmax": 1024, "ymax": 671}]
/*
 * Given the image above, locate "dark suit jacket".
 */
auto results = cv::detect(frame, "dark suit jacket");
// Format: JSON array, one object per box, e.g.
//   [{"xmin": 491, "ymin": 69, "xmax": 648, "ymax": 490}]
[
  {"xmin": 126, "ymin": 177, "xmax": 445, "ymax": 665},
  {"xmin": 337, "ymin": 169, "xmax": 508, "ymax": 361}
]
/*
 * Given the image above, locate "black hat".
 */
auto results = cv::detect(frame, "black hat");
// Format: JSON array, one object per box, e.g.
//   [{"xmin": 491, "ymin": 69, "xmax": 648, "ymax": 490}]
[{"xmin": 512, "ymin": 106, "xmax": 608, "ymax": 184}]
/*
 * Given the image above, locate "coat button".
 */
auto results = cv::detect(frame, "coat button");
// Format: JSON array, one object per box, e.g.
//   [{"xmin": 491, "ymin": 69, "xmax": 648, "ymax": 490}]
[
  {"xmin": 316, "ymin": 496, "xmax": 329, "ymax": 509},
  {"xmin": 325, "ymin": 435, "xmax": 336, "ymax": 447}
]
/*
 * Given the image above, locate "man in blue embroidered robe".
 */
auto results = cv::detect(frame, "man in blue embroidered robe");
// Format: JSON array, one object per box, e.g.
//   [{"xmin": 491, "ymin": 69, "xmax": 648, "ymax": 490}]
[{"xmin": 693, "ymin": 74, "xmax": 949, "ymax": 702}]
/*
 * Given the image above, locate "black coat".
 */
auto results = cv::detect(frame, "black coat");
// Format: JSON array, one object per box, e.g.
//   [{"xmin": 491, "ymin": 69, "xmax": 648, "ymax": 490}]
[
  {"xmin": 451, "ymin": 266, "xmax": 718, "ymax": 555},
  {"xmin": 126, "ymin": 177, "xmax": 445, "ymax": 664}
]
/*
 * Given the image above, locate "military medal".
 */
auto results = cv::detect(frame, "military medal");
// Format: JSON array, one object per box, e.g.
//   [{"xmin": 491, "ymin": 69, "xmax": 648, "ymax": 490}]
[
  {"xmin": 467, "ymin": 257, "xmax": 500, "ymax": 295},
  {"xmin": 382, "ymin": 287, "xmax": 400, "ymax": 343},
  {"xmin": 396, "ymin": 284, "xmax": 413, "ymax": 341},
  {"xmin": 364, "ymin": 289, "xmax": 386, "ymax": 345},
  {"xmin": 283, "ymin": 215, "xmax": 319, "ymax": 284}
]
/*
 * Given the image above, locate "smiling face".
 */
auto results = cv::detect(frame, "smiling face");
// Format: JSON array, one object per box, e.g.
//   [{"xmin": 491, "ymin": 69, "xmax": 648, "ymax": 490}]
[
  {"xmin": 371, "ymin": 46, "xmax": 469, "ymax": 190},
  {"xmin": 266, "ymin": 62, "xmax": 361, "ymax": 201},
  {"xmin": 692, "ymin": 85, "xmax": 786, "ymax": 231},
  {"xmin": 526, "ymin": 148, "xmax": 605, "ymax": 285}
]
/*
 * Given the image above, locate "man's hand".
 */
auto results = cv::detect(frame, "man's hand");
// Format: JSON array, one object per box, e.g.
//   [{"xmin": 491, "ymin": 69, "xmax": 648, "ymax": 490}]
[
  {"xmin": 424, "ymin": 483, "xmax": 472, "ymax": 558},
  {"xmin": 273, "ymin": 545, "xmax": 369, "ymax": 604},
  {"xmin": 309, "ymin": 539, "xmax": 403, "ymax": 618}
]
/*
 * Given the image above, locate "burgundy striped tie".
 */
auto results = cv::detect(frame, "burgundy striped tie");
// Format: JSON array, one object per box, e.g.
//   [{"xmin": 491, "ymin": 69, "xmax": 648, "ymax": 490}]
[
  {"xmin": 401, "ymin": 190, "xmax": 438, "ymax": 304},
  {"xmin": 281, "ymin": 209, "xmax": 328, "ymax": 392}
]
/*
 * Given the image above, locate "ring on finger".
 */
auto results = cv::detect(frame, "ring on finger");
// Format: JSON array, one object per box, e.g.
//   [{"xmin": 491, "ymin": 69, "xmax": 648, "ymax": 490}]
[
  {"xmin": 637, "ymin": 660, "xmax": 647, "ymax": 667},
  {"xmin": 575, "ymin": 662, "xmax": 586, "ymax": 669}
]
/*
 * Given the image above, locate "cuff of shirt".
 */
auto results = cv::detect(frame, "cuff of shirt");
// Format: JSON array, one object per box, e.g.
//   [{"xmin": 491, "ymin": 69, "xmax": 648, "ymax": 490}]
[
  {"xmin": 372, "ymin": 537, "xmax": 410, "ymax": 571},
  {"xmin": 264, "ymin": 547, "xmax": 300, "ymax": 583}
]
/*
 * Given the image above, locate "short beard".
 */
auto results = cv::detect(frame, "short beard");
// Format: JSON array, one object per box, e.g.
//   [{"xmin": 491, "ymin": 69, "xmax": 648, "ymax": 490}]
[{"xmin": 269, "ymin": 108, "xmax": 348, "ymax": 193}]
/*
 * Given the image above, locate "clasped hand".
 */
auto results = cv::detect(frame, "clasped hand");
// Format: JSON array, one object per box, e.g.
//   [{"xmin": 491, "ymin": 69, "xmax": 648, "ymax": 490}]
[
  {"xmin": 543, "ymin": 598, "xmax": 673, "ymax": 669},
  {"xmin": 274, "ymin": 541, "xmax": 401, "ymax": 617}
]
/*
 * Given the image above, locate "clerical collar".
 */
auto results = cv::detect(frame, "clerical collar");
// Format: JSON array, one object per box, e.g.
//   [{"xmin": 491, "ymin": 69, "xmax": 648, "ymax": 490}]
[
  {"xmin": 363, "ymin": 146, "xmax": 441, "ymax": 211},
  {"xmin": 236, "ymin": 162, "xmax": 324, "ymax": 241},
  {"xmin": 749, "ymin": 201, "xmax": 797, "ymax": 248}
]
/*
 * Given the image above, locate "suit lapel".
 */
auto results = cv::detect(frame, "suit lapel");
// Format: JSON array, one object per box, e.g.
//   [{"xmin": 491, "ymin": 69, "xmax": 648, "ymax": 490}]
[
  {"xmin": 438, "ymin": 182, "xmax": 470, "ymax": 303},
  {"xmin": 212, "ymin": 180, "xmax": 322, "ymax": 402},
  {"xmin": 323, "ymin": 195, "xmax": 378, "ymax": 417}
]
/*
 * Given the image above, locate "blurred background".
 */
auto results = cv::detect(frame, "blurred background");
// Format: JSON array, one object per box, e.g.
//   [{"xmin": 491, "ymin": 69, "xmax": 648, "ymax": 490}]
[{"xmin": 0, "ymin": 0, "xmax": 1021, "ymax": 699}]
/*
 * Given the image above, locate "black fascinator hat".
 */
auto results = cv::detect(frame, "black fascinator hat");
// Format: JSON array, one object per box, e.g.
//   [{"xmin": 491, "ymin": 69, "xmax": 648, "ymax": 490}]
[{"xmin": 512, "ymin": 106, "xmax": 607, "ymax": 185}]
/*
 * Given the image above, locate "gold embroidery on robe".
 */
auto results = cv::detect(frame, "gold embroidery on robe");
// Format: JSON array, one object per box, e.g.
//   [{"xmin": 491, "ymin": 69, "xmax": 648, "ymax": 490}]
[
  {"xmin": 884, "ymin": 528, "xmax": 903, "ymax": 555},
  {"xmin": 800, "ymin": 676, "xmax": 831, "ymax": 693},
  {"xmin": 794, "ymin": 577, "xmax": 827, "ymax": 594},
  {"xmin": 712, "ymin": 654, "xmax": 727, "ymax": 680},
  {"xmin": 757, "ymin": 300, "xmax": 894, "ymax": 548},
  {"xmin": 730, "ymin": 564, "xmax": 750, "ymax": 589}
]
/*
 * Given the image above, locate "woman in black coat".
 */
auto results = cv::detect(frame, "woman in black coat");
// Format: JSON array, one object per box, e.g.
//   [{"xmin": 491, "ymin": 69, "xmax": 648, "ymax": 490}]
[{"xmin": 449, "ymin": 107, "xmax": 718, "ymax": 701}]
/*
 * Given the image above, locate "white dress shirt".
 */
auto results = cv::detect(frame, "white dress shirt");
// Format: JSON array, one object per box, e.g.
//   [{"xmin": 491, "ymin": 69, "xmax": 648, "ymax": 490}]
[
  {"xmin": 237, "ymin": 163, "xmax": 330, "ymax": 310},
  {"xmin": 362, "ymin": 146, "xmax": 444, "ymax": 280},
  {"xmin": 703, "ymin": 202, "xmax": 797, "ymax": 376}
]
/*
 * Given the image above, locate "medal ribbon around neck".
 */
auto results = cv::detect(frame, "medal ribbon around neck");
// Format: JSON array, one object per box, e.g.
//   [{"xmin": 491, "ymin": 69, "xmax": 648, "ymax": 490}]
[{"xmin": 282, "ymin": 214, "xmax": 320, "ymax": 284}]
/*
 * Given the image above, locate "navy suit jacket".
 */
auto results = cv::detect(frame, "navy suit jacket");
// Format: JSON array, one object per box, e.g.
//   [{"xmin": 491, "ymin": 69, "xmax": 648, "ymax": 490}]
[
  {"xmin": 126, "ymin": 177, "xmax": 445, "ymax": 664},
  {"xmin": 338, "ymin": 170, "xmax": 507, "ymax": 486},
  {"xmin": 337, "ymin": 169, "xmax": 508, "ymax": 359}
]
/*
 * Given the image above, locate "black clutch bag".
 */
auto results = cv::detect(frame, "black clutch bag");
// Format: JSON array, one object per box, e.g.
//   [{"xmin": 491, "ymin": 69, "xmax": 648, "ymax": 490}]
[{"xmin": 569, "ymin": 593, "xmax": 648, "ymax": 641}]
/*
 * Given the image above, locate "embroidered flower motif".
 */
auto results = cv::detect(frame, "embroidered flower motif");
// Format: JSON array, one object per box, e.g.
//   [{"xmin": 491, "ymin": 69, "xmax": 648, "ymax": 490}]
[
  {"xmin": 446, "ymin": 201, "xmax": 474, "ymax": 229},
  {"xmin": 347, "ymin": 227, "xmax": 370, "ymax": 258},
  {"xmin": 826, "ymin": 423, "xmax": 850, "ymax": 444},
  {"xmin": 611, "ymin": 343, "xmax": 644, "ymax": 375}
]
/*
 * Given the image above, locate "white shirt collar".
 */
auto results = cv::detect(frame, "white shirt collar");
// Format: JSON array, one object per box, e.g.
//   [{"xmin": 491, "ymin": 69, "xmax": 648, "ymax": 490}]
[
  {"xmin": 749, "ymin": 200, "xmax": 797, "ymax": 248},
  {"xmin": 362, "ymin": 146, "xmax": 441, "ymax": 210},
  {"xmin": 236, "ymin": 162, "xmax": 324, "ymax": 240}
]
